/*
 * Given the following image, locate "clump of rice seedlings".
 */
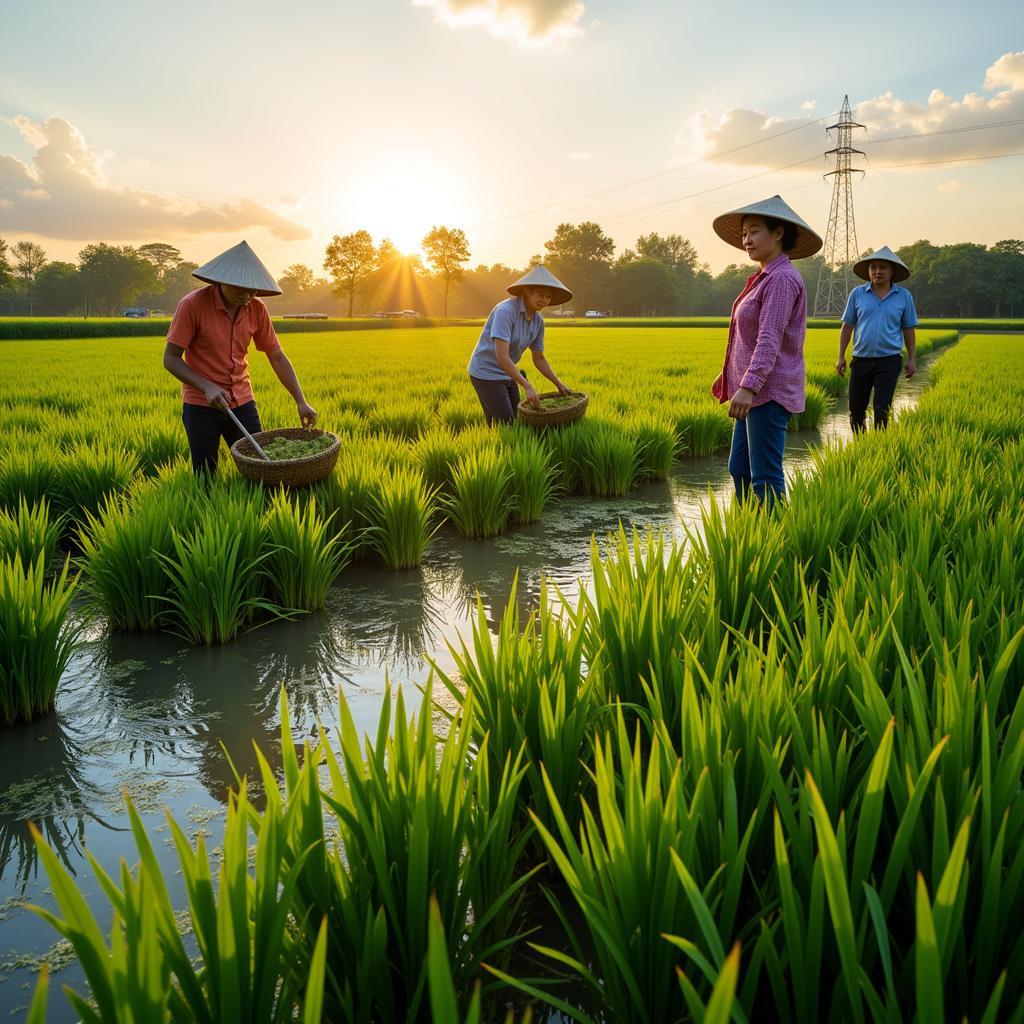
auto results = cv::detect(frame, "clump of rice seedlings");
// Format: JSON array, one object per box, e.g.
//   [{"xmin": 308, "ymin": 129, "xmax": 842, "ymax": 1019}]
[
  {"xmin": 262, "ymin": 490, "xmax": 351, "ymax": 610},
  {"xmin": 368, "ymin": 402, "xmax": 430, "ymax": 440},
  {"xmin": 575, "ymin": 420, "xmax": 640, "ymax": 496},
  {"xmin": 315, "ymin": 453, "xmax": 383, "ymax": 559},
  {"xmin": 55, "ymin": 442, "xmax": 139, "ymax": 526},
  {"xmin": 280, "ymin": 686, "xmax": 532, "ymax": 1021},
  {"xmin": 445, "ymin": 448, "xmax": 515, "ymax": 538},
  {"xmin": 500, "ymin": 430, "xmax": 558, "ymax": 523},
  {"xmin": 261, "ymin": 434, "xmax": 334, "ymax": 461},
  {"xmin": 788, "ymin": 383, "xmax": 830, "ymax": 431},
  {"xmin": 455, "ymin": 423, "xmax": 499, "ymax": 460},
  {"xmin": 433, "ymin": 579, "xmax": 596, "ymax": 845},
  {"xmin": 0, "ymin": 498, "xmax": 61, "ymax": 569},
  {"xmin": 674, "ymin": 403, "xmax": 733, "ymax": 457},
  {"xmin": 127, "ymin": 423, "xmax": 186, "ymax": 475},
  {"xmin": 363, "ymin": 431, "xmax": 415, "ymax": 471},
  {"xmin": 624, "ymin": 412, "xmax": 681, "ymax": 480},
  {"xmin": 541, "ymin": 422, "xmax": 583, "ymax": 494},
  {"xmin": 0, "ymin": 446, "xmax": 57, "ymax": 511},
  {"xmin": 413, "ymin": 427, "xmax": 461, "ymax": 493},
  {"xmin": 366, "ymin": 466, "xmax": 440, "ymax": 569},
  {"xmin": 0, "ymin": 554, "xmax": 79, "ymax": 725},
  {"xmin": 28, "ymin": 787, "xmax": 328, "ymax": 1023},
  {"xmin": 156, "ymin": 496, "xmax": 284, "ymax": 644},
  {"xmin": 438, "ymin": 396, "xmax": 481, "ymax": 432}
]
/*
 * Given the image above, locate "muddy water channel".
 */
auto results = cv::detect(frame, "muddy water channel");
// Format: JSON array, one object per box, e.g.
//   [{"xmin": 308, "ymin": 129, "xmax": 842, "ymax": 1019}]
[{"xmin": 0, "ymin": 364, "xmax": 936, "ymax": 1019}]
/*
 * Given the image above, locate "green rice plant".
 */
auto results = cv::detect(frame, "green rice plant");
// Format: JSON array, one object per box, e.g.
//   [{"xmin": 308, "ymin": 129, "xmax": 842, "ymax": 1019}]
[
  {"xmin": 0, "ymin": 497, "xmax": 61, "ymax": 569},
  {"xmin": 445, "ymin": 447, "xmax": 516, "ymax": 537},
  {"xmin": 438, "ymin": 395, "xmax": 482, "ymax": 432},
  {"xmin": 0, "ymin": 554, "xmax": 79, "ymax": 725},
  {"xmin": 314, "ymin": 452, "xmax": 383, "ymax": 559},
  {"xmin": 674, "ymin": 403, "xmax": 733, "ymax": 458},
  {"xmin": 497, "ymin": 712, "xmax": 745, "ymax": 1023},
  {"xmin": 366, "ymin": 465, "xmax": 440, "ymax": 568},
  {"xmin": 0, "ymin": 444, "xmax": 57, "ymax": 511},
  {"xmin": 264, "ymin": 687, "xmax": 534, "ymax": 1022},
  {"xmin": 432, "ymin": 578, "xmax": 597, "ymax": 846},
  {"xmin": 499, "ymin": 429, "xmax": 559, "ymax": 523},
  {"xmin": 368, "ymin": 402, "xmax": 430, "ymax": 439},
  {"xmin": 262, "ymin": 490, "xmax": 351, "ymax": 610},
  {"xmin": 623, "ymin": 412, "xmax": 681, "ymax": 481},
  {"xmin": 575, "ymin": 420, "xmax": 640, "ymax": 496},
  {"xmin": 77, "ymin": 477, "xmax": 195, "ymax": 631},
  {"xmin": 28, "ymin": 786, "xmax": 327, "ymax": 1023},
  {"xmin": 541, "ymin": 422, "xmax": 583, "ymax": 494},
  {"xmin": 156, "ymin": 497, "xmax": 285, "ymax": 644},
  {"xmin": 56, "ymin": 442, "xmax": 140, "ymax": 526},
  {"xmin": 413, "ymin": 426, "xmax": 461, "ymax": 492},
  {"xmin": 788, "ymin": 383, "xmax": 830, "ymax": 431}
]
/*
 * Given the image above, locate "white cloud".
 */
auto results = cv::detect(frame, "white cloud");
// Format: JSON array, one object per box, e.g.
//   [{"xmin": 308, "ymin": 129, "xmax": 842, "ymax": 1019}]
[
  {"xmin": 687, "ymin": 51, "xmax": 1024, "ymax": 170},
  {"xmin": 801, "ymin": 100, "xmax": 817, "ymax": 112},
  {"xmin": 412, "ymin": 0, "xmax": 585, "ymax": 46},
  {"xmin": 0, "ymin": 115, "xmax": 311, "ymax": 242},
  {"xmin": 938, "ymin": 179, "xmax": 965, "ymax": 192}
]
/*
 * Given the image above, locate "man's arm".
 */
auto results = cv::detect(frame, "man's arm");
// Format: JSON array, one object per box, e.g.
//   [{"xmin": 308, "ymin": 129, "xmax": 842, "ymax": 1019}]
[
  {"xmin": 837, "ymin": 323, "xmax": 854, "ymax": 377},
  {"xmin": 163, "ymin": 342, "xmax": 230, "ymax": 409},
  {"xmin": 530, "ymin": 350, "xmax": 569, "ymax": 393},
  {"xmin": 266, "ymin": 348, "xmax": 317, "ymax": 426},
  {"xmin": 903, "ymin": 328, "xmax": 917, "ymax": 378}
]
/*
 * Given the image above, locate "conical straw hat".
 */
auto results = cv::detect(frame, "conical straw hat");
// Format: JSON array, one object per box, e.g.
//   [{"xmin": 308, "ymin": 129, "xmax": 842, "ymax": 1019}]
[
  {"xmin": 853, "ymin": 245, "xmax": 911, "ymax": 283},
  {"xmin": 712, "ymin": 194, "xmax": 823, "ymax": 260},
  {"xmin": 192, "ymin": 240, "xmax": 282, "ymax": 296},
  {"xmin": 507, "ymin": 265, "xmax": 573, "ymax": 305}
]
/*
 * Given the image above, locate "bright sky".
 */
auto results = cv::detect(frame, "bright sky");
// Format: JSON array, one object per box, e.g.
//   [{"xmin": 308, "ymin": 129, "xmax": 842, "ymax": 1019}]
[{"xmin": 1, "ymin": 0, "xmax": 1022, "ymax": 275}]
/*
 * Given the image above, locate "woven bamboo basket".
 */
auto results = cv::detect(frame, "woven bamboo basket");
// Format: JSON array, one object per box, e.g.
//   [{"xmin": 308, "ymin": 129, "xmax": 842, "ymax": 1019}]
[
  {"xmin": 517, "ymin": 391, "xmax": 589, "ymax": 429},
  {"xmin": 230, "ymin": 428, "xmax": 340, "ymax": 487}
]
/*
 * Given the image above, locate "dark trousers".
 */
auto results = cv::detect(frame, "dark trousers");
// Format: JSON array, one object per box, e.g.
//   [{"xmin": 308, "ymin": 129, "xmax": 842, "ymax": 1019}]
[
  {"xmin": 182, "ymin": 400, "xmax": 262, "ymax": 474},
  {"xmin": 470, "ymin": 374, "xmax": 522, "ymax": 426},
  {"xmin": 849, "ymin": 355, "xmax": 902, "ymax": 432},
  {"xmin": 728, "ymin": 400, "xmax": 791, "ymax": 505}
]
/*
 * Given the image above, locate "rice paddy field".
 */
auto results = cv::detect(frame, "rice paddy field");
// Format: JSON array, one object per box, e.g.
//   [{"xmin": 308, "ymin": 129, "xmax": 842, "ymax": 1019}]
[{"xmin": 2, "ymin": 323, "xmax": 1023, "ymax": 1022}]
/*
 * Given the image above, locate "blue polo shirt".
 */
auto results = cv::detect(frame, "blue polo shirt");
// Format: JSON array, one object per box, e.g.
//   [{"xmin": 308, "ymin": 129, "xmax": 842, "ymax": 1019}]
[
  {"xmin": 842, "ymin": 282, "xmax": 919, "ymax": 358},
  {"xmin": 467, "ymin": 296, "xmax": 545, "ymax": 380}
]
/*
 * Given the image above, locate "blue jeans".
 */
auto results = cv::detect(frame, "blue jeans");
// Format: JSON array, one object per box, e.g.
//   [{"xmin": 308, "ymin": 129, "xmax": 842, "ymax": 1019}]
[{"xmin": 728, "ymin": 400, "xmax": 790, "ymax": 504}]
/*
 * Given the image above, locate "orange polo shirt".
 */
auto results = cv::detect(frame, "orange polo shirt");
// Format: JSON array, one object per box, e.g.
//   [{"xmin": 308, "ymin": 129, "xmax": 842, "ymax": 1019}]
[{"xmin": 167, "ymin": 285, "xmax": 282, "ymax": 408}]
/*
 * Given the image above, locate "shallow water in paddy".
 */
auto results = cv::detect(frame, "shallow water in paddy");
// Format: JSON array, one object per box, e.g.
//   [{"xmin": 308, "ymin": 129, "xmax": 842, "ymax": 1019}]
[{"xmin": 0, "ymin": 366, "xmax": 933, "ymax": 1019}]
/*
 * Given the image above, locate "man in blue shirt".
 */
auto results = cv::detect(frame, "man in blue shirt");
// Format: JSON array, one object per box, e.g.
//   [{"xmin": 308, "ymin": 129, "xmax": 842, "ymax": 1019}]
[
  {"xmin": 468, "ymin": 265, "xmax": 573, "ymax": 425},
  {"xmin": 836, "ymin": 245, "xmax": 919, "ymax": 432}
]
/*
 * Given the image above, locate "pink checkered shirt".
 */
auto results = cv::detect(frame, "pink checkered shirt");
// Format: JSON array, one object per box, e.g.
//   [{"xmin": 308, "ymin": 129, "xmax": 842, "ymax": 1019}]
[{"xmin": 711, "ymin": 253, "xmax": 807, "ymax": 414}]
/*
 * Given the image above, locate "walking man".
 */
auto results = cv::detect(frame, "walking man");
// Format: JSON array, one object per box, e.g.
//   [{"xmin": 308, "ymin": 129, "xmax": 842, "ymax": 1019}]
[
  {"xmin": 836, "ymin": 245, "xmax": 918, "ymax": 432},
  {"xmin": 163, "ymin": 240, "xmax": 317, "ymax": 473}
]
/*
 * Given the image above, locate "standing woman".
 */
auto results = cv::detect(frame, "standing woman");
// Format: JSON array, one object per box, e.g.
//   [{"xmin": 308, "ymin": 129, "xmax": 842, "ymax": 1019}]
[
  {"xmin": 468, "ymin": 266, "xmax": 573, "ymax": 425},
  {"xmin": 711, "ymin": 195, "xmax": 822, "ymax": 505}
]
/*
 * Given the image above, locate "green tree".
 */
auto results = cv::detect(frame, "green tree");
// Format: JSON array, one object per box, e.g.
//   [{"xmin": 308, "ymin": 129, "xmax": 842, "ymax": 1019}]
[
  {"xmin": 12, "ymin": 241, "xmax": 48, "ymax": 315},
  {"xmin": 279, "ymin": 264, "xmax": 316, "ymax": 295},
  {"xmin": 35, "ymin": 262, "xmax": 82, "ymax": 315},
  {"xmin": 543, "ymin": 222, "xmax": 616, "ymax": 314},
  {"xmin": 613, "ymin": 257, "xmax": 680, "ymax": 315},
  {"xmin": 0, "ymin": 237, "xmax": 12, "ymax": 290},
  {"xmin": 137, "ymin": 243, "xmax": 183, "ymax": 278},
  {"xmin": 77, "ymin": 244, "xmax": 159, "ymax": 316},
  {"xmin": 421, "ymin": 226, "xmax": 470, "ymax": 318},
  {"xmin": 324, "ymin": 230, "xmax": 376, "ymax": 318}
]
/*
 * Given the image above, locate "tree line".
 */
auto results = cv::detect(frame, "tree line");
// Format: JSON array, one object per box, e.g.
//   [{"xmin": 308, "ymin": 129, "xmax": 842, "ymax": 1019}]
[{"xmin": 1, "ymin": 227, "xmax": 1021, "ymax": 319}]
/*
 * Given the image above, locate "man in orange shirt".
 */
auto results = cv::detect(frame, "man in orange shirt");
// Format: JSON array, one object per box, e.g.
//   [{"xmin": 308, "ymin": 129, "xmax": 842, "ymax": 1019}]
[{"xmin": 163, "ymin": 240, "xmax": 318, "ymax": 473}]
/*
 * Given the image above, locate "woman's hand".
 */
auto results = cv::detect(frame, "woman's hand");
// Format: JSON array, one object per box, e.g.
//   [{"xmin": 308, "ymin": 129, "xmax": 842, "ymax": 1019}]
[
  {"xmin": 524, "ymin": 382, "xmax": 541, "ymax": 408},
  {"xmin": 904, "ymin": 357, "xmax": 916, "ymax": 379},
  {"xmin": 836, "ymin": 355, "xmax": 847, "ymax": 377},
  {"xmin": 728, "ymin": 387, "xmax": 755, "ymax": 420},
  {"xmin": 556, "ymin": 381, "xmax": 571, "ymax": 396}
]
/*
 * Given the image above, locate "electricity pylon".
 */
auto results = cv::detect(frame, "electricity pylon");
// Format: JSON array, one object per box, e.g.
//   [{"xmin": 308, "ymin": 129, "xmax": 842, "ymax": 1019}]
[{"xmin": 813, "ymin": 96, "xmax": 865, "ymax": 317}]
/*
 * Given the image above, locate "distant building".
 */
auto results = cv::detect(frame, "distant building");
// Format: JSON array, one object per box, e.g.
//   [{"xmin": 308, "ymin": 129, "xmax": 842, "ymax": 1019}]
[{"xmin": 123, "ymin": 307, "xmax": 150, "ymax": 318}]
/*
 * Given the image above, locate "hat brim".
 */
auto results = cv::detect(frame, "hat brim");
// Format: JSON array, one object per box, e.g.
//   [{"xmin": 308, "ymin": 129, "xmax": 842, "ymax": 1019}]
[
  {"xmin": 508, "ymin": 284, "xmax": 573, "ymax": 305},
  {"xmin": 712, "ymin": 212, "xmax": 823, "ymax": 261},
  {"xmin": 853, "ymin": 259, "xmax": 910, "ymax": 283},
  {"xmin": 193, "ymin": 272, "xmax": 282, "ymax": 297}
]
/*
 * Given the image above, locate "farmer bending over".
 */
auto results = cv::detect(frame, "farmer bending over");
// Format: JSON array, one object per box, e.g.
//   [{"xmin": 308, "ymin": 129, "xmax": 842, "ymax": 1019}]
[
  {"xmin": 163, "ymin": 240, "xmax": 317, "ymax": 473},
  {"xmin": 468, "ymin": 266, "xmax": 573, "ymax": 425},
  {"xmin": 836, "ymin": 245, "xmax": 918, "ymax": 432}
]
